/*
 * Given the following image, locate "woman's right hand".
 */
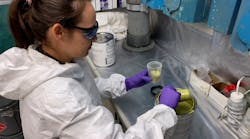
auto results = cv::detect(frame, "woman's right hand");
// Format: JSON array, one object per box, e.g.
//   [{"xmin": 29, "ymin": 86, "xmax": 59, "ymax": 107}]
[{"xmin": 159, "ymin": 85, "xmax": 181, "ymax": 109}]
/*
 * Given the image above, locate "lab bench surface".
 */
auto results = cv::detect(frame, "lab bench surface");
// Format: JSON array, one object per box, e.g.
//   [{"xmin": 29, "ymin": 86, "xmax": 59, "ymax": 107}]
[
  {"xmin": 96, "ymin": 39, "xmax": 189, "ymax": 128},
  {"xmin": 95, "ymin": 39, "xmax": 239, "ymax": 139}
]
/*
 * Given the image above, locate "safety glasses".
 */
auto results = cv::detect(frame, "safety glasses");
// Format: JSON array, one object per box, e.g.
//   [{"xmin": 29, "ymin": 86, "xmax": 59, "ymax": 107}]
[{"xmin": 72, "ymin": 21, "xmax": 98, "ymax": 40}]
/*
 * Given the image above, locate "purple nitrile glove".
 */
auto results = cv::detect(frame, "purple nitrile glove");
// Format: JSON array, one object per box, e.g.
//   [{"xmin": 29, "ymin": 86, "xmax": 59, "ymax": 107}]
[
  {"xmin": 125, "ymin": 69, "xmax": 152, "ymax": 91},
  {"xmin": 159, "ymin": 85, "xmax": 181, "ymax": 109}
]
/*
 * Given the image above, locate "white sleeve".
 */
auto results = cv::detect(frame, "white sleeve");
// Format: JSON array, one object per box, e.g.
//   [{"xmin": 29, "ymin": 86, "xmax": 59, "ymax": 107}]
[
  {"xmin": 61, "ymin": 104, "xmax": 177, "ymax": 139},
  {"xmin": 124, "ymin": 104, "xmax": 178, "ymax": 139},
  {"xmin": 35, "ymin": 78, "xmax": 177, "ymax": 139},
  {"xmin": 94, "ymin": 74, "xmax": 128, "ymax": 98}
]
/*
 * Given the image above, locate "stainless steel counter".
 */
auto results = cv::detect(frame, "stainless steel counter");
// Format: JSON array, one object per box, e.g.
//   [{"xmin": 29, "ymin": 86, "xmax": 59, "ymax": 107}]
[
  {"xmin": 96, "ymin": 39, "xmax": 239, "ymax": 139},
  {"xmin": 93, "ymin": 37, "xmax": 243, "ymax": 139}
]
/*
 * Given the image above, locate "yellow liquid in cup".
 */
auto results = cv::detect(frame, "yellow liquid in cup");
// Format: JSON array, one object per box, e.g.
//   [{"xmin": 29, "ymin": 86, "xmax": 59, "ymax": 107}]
[{"xmin": 150, "ymin": 70, "xmax": 161, "ymax": 83}]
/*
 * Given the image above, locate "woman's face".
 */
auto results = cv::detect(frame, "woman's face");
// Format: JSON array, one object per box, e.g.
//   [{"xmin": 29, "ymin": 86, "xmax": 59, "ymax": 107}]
[
  {"xmin": 45, "ymin": 1, "xmax": 96, "ymax": 63},
  {"xmin": 64, "ymin": 1, "xmax": 96, "ymax": 59}
]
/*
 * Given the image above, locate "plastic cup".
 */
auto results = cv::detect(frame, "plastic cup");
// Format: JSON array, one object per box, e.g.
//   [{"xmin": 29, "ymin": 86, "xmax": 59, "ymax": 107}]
[{"xmin": 147, "ymin": 61, "xmax": 162, "ymax": 83}]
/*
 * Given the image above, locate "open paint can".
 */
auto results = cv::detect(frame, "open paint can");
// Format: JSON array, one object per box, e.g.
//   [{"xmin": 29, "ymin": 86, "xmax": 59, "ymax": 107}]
[
  {"xmin": 91, "ymin": 32, "xmax": 115, "ymax": 67},
  {"xmin": 155, "ymin": 93, "xmax": 195, "ymax": 139}
]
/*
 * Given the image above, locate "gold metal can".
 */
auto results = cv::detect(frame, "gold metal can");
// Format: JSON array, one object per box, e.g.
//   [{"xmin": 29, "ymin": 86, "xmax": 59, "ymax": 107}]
[
  {"xmin": 176, "ymin": 88, "xmax": 192, "ymax": 101},
  {"xmin": 155, "ymin": 90, "xmax": 195, "ymax": 115}
]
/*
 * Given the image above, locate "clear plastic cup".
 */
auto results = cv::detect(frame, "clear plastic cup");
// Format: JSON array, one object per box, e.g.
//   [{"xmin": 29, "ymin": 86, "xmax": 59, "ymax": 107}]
[{"xmin": 147, "ymin": 61, "xmax": 162, "ymax": 83}]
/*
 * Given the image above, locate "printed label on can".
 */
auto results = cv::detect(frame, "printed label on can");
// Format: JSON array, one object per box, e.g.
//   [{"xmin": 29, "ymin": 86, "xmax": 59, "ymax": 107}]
[
  {"xmin": 100, "ymin": 0, "xmax": 108, "ymax": 10},
  {"xmin": 0, "ymin": 123, "xmax": 7, "ymax": 133},
  {"xmin": 91, "ymin": 33, "xmax": 115, "ymax": 67}
]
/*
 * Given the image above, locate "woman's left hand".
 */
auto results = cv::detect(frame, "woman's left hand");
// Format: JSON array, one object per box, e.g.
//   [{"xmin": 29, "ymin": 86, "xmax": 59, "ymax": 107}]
[{"xmin": 125, "ymin": 69, "xmax": 152, "ymax": 91}]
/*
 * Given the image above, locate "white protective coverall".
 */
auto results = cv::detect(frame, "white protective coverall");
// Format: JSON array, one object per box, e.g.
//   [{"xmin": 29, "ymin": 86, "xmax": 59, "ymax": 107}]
[{"xmin": 0, "ymin": 46, "xmax": 177, "ymax": 139}]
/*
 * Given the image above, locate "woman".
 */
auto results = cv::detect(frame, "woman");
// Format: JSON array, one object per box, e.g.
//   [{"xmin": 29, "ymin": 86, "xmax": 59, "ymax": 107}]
[{"xmin": 0, "ymin": 0, "xmax": 180, "ymax": 138}]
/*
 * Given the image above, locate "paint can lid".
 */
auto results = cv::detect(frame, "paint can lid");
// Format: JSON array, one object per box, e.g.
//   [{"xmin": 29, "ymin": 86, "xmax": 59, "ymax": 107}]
[{"xmin": 94, "ymin": 32, "xmax": 113, "ymax": 43}]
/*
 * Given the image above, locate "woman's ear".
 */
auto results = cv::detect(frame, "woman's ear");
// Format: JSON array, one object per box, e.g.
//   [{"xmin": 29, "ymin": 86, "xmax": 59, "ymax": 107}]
[{"xmin": 49, "ymin": 23, "xmax": 64, "ymax": 40}]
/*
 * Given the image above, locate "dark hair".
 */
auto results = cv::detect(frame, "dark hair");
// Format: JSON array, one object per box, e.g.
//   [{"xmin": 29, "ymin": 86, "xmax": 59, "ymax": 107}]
[{"xmin": 8, "ymin": 0, "xmax": 86, "ymax": 48}]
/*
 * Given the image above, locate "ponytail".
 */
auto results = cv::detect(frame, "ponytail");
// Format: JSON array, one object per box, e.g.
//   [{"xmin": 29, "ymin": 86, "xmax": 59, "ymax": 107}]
[{"xmin": 8, "ymin": 0, "xmax": 34, "ymax": 48}]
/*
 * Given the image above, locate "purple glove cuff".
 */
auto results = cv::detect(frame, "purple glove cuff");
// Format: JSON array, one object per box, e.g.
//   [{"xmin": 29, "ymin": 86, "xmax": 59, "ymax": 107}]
[{"xmin": 125, "ymin": 78, "xmax": 133, "ymax": 91}]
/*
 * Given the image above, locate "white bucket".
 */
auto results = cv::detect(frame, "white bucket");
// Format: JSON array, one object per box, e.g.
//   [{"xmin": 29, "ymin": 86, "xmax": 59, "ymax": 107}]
[{"xmin": 91, "ymin": 32, "xmax": 115, "ymax": 67}]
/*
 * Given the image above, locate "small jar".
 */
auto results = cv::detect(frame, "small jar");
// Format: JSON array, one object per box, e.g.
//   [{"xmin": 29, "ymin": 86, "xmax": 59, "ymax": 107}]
[{"xmin": 227, "ymin": 92, "xmax": 247, "ymax": 129}]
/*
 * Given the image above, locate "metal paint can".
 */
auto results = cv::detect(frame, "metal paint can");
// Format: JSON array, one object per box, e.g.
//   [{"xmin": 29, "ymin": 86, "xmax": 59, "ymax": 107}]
[
  {"xmin": 91, "ymin": 32, "xmax": 115, "ymax": 67},
  {"xmin": 155, "ymin": 93, "xmax": 195, "ymax": 139},
  {"xmin": 176, "ymin": 88, "xmax": 192, "ymax": 101}
]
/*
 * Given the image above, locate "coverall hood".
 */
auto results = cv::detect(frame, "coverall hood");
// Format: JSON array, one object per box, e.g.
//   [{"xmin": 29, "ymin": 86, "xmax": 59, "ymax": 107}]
[{"xmin": 0, "ymin": 46, "xmax": 82, "ymax": 100}]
